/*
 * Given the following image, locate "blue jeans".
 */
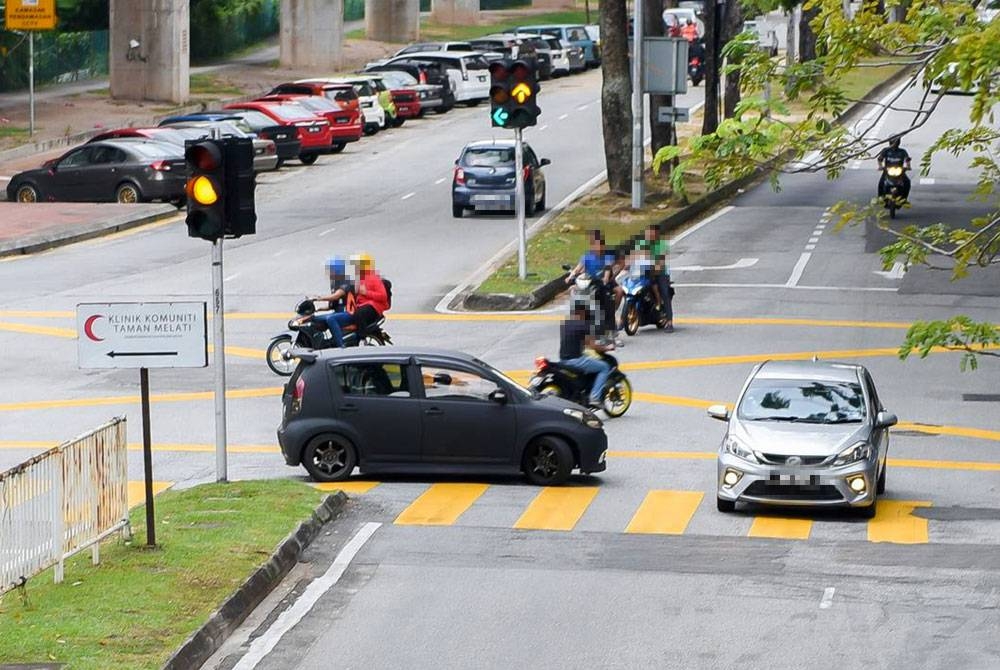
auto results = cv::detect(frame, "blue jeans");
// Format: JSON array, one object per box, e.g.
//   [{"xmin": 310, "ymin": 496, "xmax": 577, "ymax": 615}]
[
  {"xmin": 562, "ymin": 355, "xmax": 612, "ymax": 404},
  {"xmin": 321, "ymin": 311, "xmax": 354, "ymax": 348}
]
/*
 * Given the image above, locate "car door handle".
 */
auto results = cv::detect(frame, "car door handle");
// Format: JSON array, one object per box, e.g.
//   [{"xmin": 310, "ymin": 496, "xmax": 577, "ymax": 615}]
[
  {"xmin": 424, "ymin": 407, "xmax": 443, "ymax": 416},
  {"xmin": 339, "ymin": 404, "xmax": 358, "ymax": 413}
]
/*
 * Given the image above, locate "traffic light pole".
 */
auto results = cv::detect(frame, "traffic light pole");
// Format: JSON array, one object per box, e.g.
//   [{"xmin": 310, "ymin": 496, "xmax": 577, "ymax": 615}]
[
  {"xmin": 212, "ymin": 237, "xmax": 228, "ymax": 482},
  {"xmin": 631, "ymin": 0, "xmax": 645, "ymax": 209},
  {"xmin": 514, "ymin": 128, "xmax": 527, "ymax": 280}
]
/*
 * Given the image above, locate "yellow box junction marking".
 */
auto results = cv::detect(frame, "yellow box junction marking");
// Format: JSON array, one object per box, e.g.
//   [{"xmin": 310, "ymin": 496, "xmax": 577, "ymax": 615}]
[
  {"xmin": 626, "ymin": 490, "xmax": 704, "ymax": 535},
  {"xmin": 314, "ymin": 481, "xmax": 381, "ymax": 494},
  {"xmin": 748, "ymin": 516, "xmax": 813, "ymax": 540},
  {"xmin": 514, "ymin": 486, "xmax": 599, "ymax": 531},
  {"xmin": 395, "ymin": 483, "xmax": 488, "ymax": 525},
  {"xmin": 126, "ymin": 481, "xmax": 173, "ymax": 508},
  {"xmin": 868, "ymin": 500, "xmax": 932, "ymax": 544}
]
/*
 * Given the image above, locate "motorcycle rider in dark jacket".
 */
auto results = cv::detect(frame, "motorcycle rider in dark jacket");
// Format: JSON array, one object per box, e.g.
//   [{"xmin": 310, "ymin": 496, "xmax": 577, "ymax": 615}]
[{"xmin": 877, "ymin": 137, "xmax": 911, "ymax": 201}]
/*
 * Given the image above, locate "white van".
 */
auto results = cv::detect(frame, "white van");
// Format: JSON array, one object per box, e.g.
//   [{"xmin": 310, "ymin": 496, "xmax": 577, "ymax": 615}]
[{"xmin": 382, "ymin": 52, "xmax": 491, "ymax": 105}]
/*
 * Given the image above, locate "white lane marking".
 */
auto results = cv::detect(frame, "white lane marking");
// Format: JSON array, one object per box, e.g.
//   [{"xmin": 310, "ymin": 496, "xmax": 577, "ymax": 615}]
[
  {"xmin": 820, "ymin": 587, "xmax": 836, "ymax": 609},
  {"xmin": 670, "ymin": 206, "xmax": 736, "ymax": 245},
  {"xmin": 232, "ymin": 522, "xmax": 381, "ymax": 670},
  {"xmin": 435, "ymin": 177, "xmax": 447, "ymax": 184},
  {"xmin": 808, "ymin": 237, "xmax": 820, "ymax": 244},
  {"xmin": 539, "ymin": 124, "xmax": 549, "ymax": 131},
  {"xmin": 0, "ymin": 176, "xmax": 10, "ymax": 181},
  {"xmin": 919, "ymin": 177, "xmax": 935, "ymax": 185},
  {"xmin": 558, "ymin": 113, "xmax": 569, "ymax": 120},
  {"xmin": 673, "ymin": 282, "xmax": 897, "ymax": 293},
  {"xmin": 816, "ymin": 224, "xmax": 826, "ymax": 230},
  {"xmin": 401, "ymin": 192, "xmax": 416, "ymax": 200},
  {"xmin": 318, "ymin": 227, "xmax": 336, "ymax": 237},
  {"xmin": 786, "ymin": 252, "xmax": 812, "ymax": 287},
  {"xmin": 874, "ymin": 261, "xmax": 906, "ymax": 280},
  {"xmin": 224, "ymin": 273, "xmax": 239, "ymax": 282},
  {"xmin": 577, "ymin": 104, "xmax": 589, "ymax": 111},
  {"xmin": 805, "ymin": 244, "xmax": 816, "ymax": 250},
  {"xmin": 673, "ymin": 257, "xmax": 758, "ymax": 272}
]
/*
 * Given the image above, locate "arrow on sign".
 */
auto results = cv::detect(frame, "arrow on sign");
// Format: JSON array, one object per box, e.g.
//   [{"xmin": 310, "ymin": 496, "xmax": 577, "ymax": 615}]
[
  {"xmin": 511, "ymin": 83, "xmax": 532, "ymax": 103},
  {"xmin": 106, "ymin": 351, "xmax": 179, "ymax": 358},
  {"xmin": 492, "ymin": 107, "xmax": 509, "ymax": 125}
]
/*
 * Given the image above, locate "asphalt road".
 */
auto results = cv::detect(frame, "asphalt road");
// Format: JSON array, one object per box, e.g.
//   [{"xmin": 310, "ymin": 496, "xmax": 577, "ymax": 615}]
[{"xmin": 2, "ymin": 72, "xmax": 999, "ymax": 668}]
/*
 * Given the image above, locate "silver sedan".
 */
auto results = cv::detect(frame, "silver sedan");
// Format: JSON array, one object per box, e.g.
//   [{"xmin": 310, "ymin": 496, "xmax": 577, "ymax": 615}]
[{"xmin": 708, "ymin": 360, "xmax": 897, "ymax": 518}]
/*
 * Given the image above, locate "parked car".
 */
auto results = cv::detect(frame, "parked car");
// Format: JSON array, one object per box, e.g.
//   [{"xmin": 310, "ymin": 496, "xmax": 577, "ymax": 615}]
[
  {"xmin": 364, "ymin": 61, "xmax": 456, "ymax": 113},
  {"xmin": 159, "ymin": 111, "xmax": 301, "ymax": 167},
  {"xmin": 336, "ymin": 75, "xmax": 401, "ymax": 128},
  {"xmin": 368, "ymin": 70, "xmax": 444, "ymax": 117},
  {"xmin": 584, "ymin": 24, "xmax": 600, "ymax": 48},
  {"xmin": 257, "ymin": 94, "xmax": 362, "ymax": 152},
  {"xmin": 223, "ymin": 100, "xmax": 333, "ymax": 164},
  {"xmin": 114, "ymin": 122, "xmax": 279, "ymax": 173},
  {"xmin": 7, "ymin": 138, "xmax": 187, "ymax": 204},
  {"xmin": 707, "ymin": 360, "xmax": 897, "ymax": 518},
  {"xmin": 394, "ymin": 41, "xmax": 475, "ymax": 57},
  {"xmin": 469, "ymin": 33, "xmax": 551, "ymax": 79},
  {"xmin": 297, "ymin": 77, "xmax": 387, "ymax": 135},
  {"xmin": 516, "ymin": 24, "xmax": 600, "ymax": 67},
  {"xmin": 452, "ymin": 139, "xmax": 549, "ymax": 218},
  {"xmin": 523, "ymin": 33, "xmax": 578, "ymax": 76},
  {"xmin": 268, "ymin": 81, "xmax": 363, "ymax": 118},
  {"xmin": 742, "ymin": 20, "xmax": 779, "ymax": 57},
  {"xmin": 379, "ymin": 52, "xmax": 491, "ymax": 105},
  {"xmin": 277, "ymin": 347, "xmax": 608, "ymax": 485}
]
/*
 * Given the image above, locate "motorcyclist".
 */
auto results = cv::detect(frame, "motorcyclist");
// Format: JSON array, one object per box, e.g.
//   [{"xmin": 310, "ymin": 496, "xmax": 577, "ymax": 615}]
[
  {"xmin": 566, "ymin": 229, "xmax": 624, "ymax": 345},
  {"xmin": 559, "ymin": 300, "xmax": 613, "ymax": 410},
  {"xmin": 681, "ymin": 19, "xmax": 700, "ymax": 42},
  {"xmin": 345, "ymin": 253, "xmax": 389, "ymax": 333},
  {"xmin": 304, "ymin": 256, "xmax": 357, "ymax": 348},
  {"xmin": 876, "ymin": 137, "xmax": 911, "ymax": 201},
  {"xmin": 631, "ymin": 226, "xmax": 674, "ymax": 332}
]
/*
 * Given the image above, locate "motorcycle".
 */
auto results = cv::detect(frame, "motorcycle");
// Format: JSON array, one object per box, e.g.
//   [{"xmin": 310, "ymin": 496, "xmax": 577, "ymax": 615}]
[
  {"xmin": 563, "ymin": 264, "xmax": 615, "ymax": 338},
  {"xmin": 620, "ymin": 260, "xmax": 669, "ymax": 336},
  {"xmin": 880, "ymin": 157, "xmax": 909, "ymax": 219},
  {"xmin": 528, "ymin": 354, "xmax": 632, "ymax": 417},
  {"xmin": 266, "ymin": 299, "xmax": 392, "ymax": 376},
  {"xmin": 688, "ymin": 55, "xmax": 704, "ymax": 86}
]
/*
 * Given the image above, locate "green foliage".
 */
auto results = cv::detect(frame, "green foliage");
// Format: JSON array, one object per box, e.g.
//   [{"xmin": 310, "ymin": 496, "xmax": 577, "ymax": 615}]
[
  {"xmin": 190, "ymin": 0, "xmax": 279, "ymax": 63},
  {"xmin": 900, "ymin": 317, "xmax": 1000, "ymax": 371}
]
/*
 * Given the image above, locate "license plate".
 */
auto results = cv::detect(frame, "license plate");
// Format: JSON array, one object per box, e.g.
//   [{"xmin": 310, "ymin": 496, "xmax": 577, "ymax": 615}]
[
  {"xmin": 276, "ymin": 134, "xmax": 288, "ymax": 140},
  {"xmin": 471, "ymin": 194, "xmax": 509, "ymax": 202},
  {"xmin": 478, "ymin": 75, "xmax": 487, "ymax": 82},
  {"xmin": 336, "ymin": 118, "xmax": 349, "ymax": 124},
  {"xmin": 771, "ymin": 473, "xmax": 818, "ymax": 486}
]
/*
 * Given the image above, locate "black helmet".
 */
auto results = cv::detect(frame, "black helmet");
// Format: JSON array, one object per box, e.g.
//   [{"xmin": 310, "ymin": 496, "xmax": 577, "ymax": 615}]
[
  {"xmin": 889, "ymin": 137, "xmax": 901, "ymax": 148},
  {"xmin": 295, "ymin": 299, "xmax": 316, "ymax": 316}
]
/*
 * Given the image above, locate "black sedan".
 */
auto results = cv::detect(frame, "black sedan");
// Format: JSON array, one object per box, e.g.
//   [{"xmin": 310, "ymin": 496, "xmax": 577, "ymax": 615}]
[
  {"xmin": 277, "ymin": 347, "xmax": 608, "ymax": 485},
  {"xmin": 6, "ymin": 138, "xmax": 187, "ymax": 204},
  {"xmin": 452, "ymin": 139, "xmax": 549, "ymax": 217}
]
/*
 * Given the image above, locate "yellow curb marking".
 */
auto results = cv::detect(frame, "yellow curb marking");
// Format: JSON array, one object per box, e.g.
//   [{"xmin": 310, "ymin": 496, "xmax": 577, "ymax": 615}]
[{"xmin": 126, "ymin": 481, "xmax": 173, "ymax": 508}]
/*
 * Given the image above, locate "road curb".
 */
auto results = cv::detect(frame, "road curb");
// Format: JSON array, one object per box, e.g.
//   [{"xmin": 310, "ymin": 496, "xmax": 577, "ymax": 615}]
[
  {"xmin": 0, "ymin": 205, "xmax": 181, "ymax": 258},
  {"xmin": 162, "ymin": 491, "xmax": 348, "ymax": 670},
  {"xmin": 458, "ymin": 63, "xmax": 920, "ymax": 312}
]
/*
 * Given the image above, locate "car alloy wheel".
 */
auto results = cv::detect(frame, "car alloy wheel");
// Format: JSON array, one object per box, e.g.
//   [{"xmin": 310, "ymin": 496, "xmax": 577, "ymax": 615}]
[
  {"xmin": 16, "ymin": 184, "xmax": 39, "ymax": 202},
  {"xmin": 524, "ymin": 436, "xmax": 572, "ymax": 486},
  {"xmin": 116, "ymin": 183, "xmax": 141, "ymax": 204},
  {"xmin": 302, "ymin": 434, "xmax": 357, "ymax": 482}
]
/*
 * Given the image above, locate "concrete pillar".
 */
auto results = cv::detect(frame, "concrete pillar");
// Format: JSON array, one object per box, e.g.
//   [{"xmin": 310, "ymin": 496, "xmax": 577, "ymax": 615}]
[
  {"xmin": 109, "ymin": 0, "xmax": 189, "ymax": 103},
  {"xmin": 366, "ymin": 0, "xmax": 420, "ymax": 43},
  {"xmin": 281, "ymin": 0, "xmax": 344, "ymax": 70},
  {"xmin": 431, "ymin": 0, "xmax": 479, "ymax": 25}
]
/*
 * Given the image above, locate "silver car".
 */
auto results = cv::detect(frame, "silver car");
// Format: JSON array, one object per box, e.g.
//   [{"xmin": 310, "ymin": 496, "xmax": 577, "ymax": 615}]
[{"xmin": 708, "ymin": 360, "xmax": 897, "ymax": 518}]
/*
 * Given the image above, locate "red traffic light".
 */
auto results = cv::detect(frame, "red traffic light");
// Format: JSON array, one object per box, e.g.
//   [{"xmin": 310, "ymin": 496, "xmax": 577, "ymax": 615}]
[
  {"xmin": 489, "ymin": 61, "xmax": 510, "ymax": 81},
  {"xmin": 511, "ymin": 61, "xmax": 531, "ymax": 81},
  {"xmin": 186, "ymin": 142, "xmax": 223, "ymax": 171}
]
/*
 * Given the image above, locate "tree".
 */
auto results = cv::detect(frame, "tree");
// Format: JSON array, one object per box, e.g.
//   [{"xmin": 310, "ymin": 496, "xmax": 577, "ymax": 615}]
[
  {"xmin": 701, "ymin": 0, "xmax": 722, "ymax": 133},
  {"xmin": 599, "ymin": 0, "xmax": 632, "ymax": 195},
  {"xmin": 653, "ymin": 0, "xmax": 1000, "ymax": 370},
  {"xmin": 722, "ymin": 0, "xmax": 745, "ymax": 118}
]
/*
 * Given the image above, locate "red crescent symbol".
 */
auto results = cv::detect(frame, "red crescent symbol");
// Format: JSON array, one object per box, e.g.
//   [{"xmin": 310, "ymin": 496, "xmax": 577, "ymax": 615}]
[{"xmin": 84, "ymin": 314, "xmax": 104, "ymax": 342}]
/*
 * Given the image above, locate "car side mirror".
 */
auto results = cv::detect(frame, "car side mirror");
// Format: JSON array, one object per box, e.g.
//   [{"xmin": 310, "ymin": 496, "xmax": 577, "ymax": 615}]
[
  {"xmin": 540, "ymin": 158, "xmax": 551, "ymax": 166},
  {"xmin": 489, "ymin": 389, "xmax": 508, "ymax": 404},
  {"xmin": 707, "ymin": 404, "xmax": 730, "ymax": 421},
  {"xmin": 876, "ymin": 411, "xmax": 898, "ymax": 428}
]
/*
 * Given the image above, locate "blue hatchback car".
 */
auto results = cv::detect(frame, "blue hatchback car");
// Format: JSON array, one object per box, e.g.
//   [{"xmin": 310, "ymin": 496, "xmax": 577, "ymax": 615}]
[
  {"xmin": 516, "ymin": 24, "xmax": 600, "ymax": 67},
  {"xmin": 452, "ymin": 139, "xmax": 550, "ymax": 218}
]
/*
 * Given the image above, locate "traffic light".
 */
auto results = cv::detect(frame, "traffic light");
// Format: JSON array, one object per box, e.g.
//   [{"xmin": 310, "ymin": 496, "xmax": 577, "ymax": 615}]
[
  {"xmin": 489, "ymin": 59, "xmax": 512, "ymax": 128},
  {"xmin": 184, "ymin": 138, "xmax": 257, "ymax": 241},
  {"xmin": 489, "ymin": 58, "xmax": 541, "ymax": 130},
  {"xmin": 185, "ymin": 139, "xmax": 226, "ymax": 241}
]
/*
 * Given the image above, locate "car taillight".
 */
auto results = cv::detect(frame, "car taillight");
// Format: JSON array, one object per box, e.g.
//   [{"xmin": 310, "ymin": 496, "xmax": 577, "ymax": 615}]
[
  {"xmin": 150, "ymin": 160, "xmax": 171, "ymax": 171},
  {"xmin": 522, "ymin": 166, "xmax": 531, "ymax": 181},
  {"xmin": 290, "ymin": 376, "xmax": 305, "ymax": 414},
  {"xmin": 266, "ymin": 143, "xmax": 276, "ymax": 155},
  {"xmin": 454, "ymin": 167, "xmax": 466, "ymax": 185},
  {"xmin": 690, "ymin": 57, "xmax": 700, "ymax": 66}
]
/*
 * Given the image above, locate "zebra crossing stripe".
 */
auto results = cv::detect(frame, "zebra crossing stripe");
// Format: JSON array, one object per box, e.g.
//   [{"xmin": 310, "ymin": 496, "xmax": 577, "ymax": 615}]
[
  {"xmin": 395, "ymin": 483, "xmax": 488, "ymax": 526},
  {"xmin": 748, "ymin": 516, "xmax": 813, "ymax": 540},
  {"xmin": 514, "ymin": 487, "xmax": 600, "ymax": 531},
  {"xmin": 626, "ymin": 490, "xmax": 703, "ymax": 535}
]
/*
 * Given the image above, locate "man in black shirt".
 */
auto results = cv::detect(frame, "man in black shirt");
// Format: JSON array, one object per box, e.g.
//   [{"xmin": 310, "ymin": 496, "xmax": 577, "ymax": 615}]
[
  {"xmin": 559, "ymin": 302, "xmax": 612, "ymax": 408},
  {"xmin": 877, "ymin": 137, "xmax": 911, "ymax": 200}
]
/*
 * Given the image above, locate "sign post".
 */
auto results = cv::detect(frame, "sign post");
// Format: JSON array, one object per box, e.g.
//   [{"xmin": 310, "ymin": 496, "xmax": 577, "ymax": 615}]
[
  {"xmin": 631, "ymin": 0, "xmax": 644, "ymax": 209},
  {"xmin": 77, "ymin": 302, "xmax": 208, "ymax": 546},
  {"xmin": 5, "ymin": 0, "xmax": 58, "ymax": 137}
]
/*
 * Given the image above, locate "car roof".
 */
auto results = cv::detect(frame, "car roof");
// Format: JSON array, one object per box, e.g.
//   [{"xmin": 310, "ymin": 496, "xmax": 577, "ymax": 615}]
[
  {"xmin": 520, "ymin": 24, "xmax": 585, "ymax": 30},
  {"xmin": 161, "ymin": 112, "xmax": 242, "ymax": 123},
  {"xmin": 393, "ymin": 51, "xmax": 482, "ymax": 59},
  {"xmin": 462, "ymin": 139, "xmax": 522, "ymax": 149},
  {"xmin": 310, "ymin": 347, "xmax": 484, "ymax": 365},
  {"xmin": 753, "ymin": 360, "xmax": 864, "ymax": 383}
]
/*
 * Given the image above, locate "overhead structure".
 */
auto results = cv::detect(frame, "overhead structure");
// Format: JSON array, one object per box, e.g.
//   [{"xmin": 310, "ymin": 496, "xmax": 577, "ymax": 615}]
[
  {"xmin": 281, "ymin": 0, "xmax": 344, "ymax": 69},
  {"xmin": 366, "ymin": 0, "xmax": 420, "ymax": 43},
  {"xmin": 109, "ymin": 0, "xmax": 189, "ymax": 103},
  {"xmin": 431, "ymin": 0, "xmax": 479, "ymax": 25}
]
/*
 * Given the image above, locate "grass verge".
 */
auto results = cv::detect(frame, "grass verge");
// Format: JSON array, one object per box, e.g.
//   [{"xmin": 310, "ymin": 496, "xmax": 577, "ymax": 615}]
[
  {"xmin": 0, "ymin": 480, "xmax": 326, "ymax": 670},
  {"xmin": 345, "ymin": 10, "xmax": 590, "ymax": 41},
  {"xmin": 190, "ymin": 73, "xmax": 244, "ymax": 96}
]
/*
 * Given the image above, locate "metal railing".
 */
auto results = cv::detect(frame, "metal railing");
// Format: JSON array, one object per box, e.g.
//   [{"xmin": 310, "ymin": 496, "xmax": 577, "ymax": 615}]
[{"xmin": 0, "ymin": 417, "xmax": 130, "ymax": 594}]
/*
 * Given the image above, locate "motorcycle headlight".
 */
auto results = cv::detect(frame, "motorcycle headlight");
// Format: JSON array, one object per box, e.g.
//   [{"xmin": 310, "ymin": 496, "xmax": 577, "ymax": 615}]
[
  {"xmin": 886, "ymin": 166, "xmax": 903, "ymax": 177},
  {"xmin": 564, "ymin": 408, "xmax": 603, "ymax": 429},
  {"xmin": 722, "ymin": 435, "xmax": 757, "ymax": 463},
  {"xmin": 833, "ymin": 441, "xmax": 873, "ymax": 466}
]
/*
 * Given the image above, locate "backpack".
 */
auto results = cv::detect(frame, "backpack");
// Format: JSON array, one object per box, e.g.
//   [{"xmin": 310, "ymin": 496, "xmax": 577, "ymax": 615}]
[{"xmin": 382, "ymin": 278, "xmax": 393, "ymax": 310}]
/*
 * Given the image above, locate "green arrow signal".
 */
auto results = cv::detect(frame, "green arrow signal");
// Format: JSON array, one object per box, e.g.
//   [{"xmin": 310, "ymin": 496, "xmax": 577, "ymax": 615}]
[{"xmin": 492, "ymin": 107, "xmax": 509, "ymax": 126}]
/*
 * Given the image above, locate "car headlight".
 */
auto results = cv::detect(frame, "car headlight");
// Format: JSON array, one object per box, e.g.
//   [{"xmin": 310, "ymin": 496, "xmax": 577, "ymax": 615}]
[
  {"xmin": 722, "ymin": 435, "xmax": 757, "ymax": 463},
  {"xmin": 833, "ymin": 441, "xmax": 873, "ymax": 466},
  {"xmin": 564, "ymin": 408, "xmax": 603, "ymax": 429}
]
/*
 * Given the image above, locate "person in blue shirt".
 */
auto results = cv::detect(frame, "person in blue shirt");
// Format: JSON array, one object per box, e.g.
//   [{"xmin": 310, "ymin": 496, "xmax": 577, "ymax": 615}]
[{"xmin": 566, "ymin": 229, "xmax": 624, "ymax": 344}]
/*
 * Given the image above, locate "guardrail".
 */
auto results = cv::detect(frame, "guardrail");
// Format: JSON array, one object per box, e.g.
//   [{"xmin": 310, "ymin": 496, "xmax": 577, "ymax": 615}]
[{"xmin": 0, "ymin": 417, "xmax": 130, "ymax": 594}]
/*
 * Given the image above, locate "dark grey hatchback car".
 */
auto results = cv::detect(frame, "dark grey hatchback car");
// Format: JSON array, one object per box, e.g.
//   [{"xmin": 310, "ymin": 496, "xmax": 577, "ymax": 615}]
[{"xmin": 278, "ymin": 348, "xmax": 608, "ymax": 486}]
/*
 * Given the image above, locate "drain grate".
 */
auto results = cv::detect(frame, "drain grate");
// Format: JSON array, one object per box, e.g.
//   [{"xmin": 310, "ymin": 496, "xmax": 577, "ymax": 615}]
[{"xmin": 962, "ymin": 393, "xmax": 1000, "ymax": 402}]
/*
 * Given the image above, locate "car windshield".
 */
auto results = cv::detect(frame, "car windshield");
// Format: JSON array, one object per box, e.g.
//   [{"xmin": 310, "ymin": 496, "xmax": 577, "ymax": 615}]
[
  {"xmin": 463, "ymin": 147, "xmax": 514, "ymax": 167},
  {"xmin": 297, "ymin": 97, "xmax": 338, "ymax": 112},
  {"xmin": 232, "ymin": 110, "xmax": 278, "ymax": 128},
  {"xmin": 119, "ymin": 142, "xmax": 178, "ymax": 159},
  {"xmin": 738, "ymin": 378, "xmax": 866, "ymax": 424},
  {"xmin": 465, "ymin": 56, "xmax": 490, "ymax": 70}
]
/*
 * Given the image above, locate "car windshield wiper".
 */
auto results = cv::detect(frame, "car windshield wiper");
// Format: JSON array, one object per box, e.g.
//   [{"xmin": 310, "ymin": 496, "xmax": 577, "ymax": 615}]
[
  {"xmin": 752, "ymin": 416, "xmax": 808, "ymax": 422},
  {"xmin": 824, "ymin": 417, "xmax": 864, "ymax": 424}
]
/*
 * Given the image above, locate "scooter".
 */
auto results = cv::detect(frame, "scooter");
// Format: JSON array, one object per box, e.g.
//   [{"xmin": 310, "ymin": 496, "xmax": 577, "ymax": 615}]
[
  {"xmin": 620, "ymin": 260, "xmax": 669, "ymax": 336},
  {"xmin": 688, "ymin": 54, "xmax": 704, "ymax": 86},
  {"xmin": 528, "ymin": 354, "xmax": 633, "ymax": 417},
  {"xmin": 266, "ymin": 299, "xmax": 392, "ymax": 376},
  {"xmin": 880, "ymin": 157, "xmax": 909, "ymax": 219},
  {"xmin": 563, "ymin": 264, "xmax": 616, "ymax": 338}
]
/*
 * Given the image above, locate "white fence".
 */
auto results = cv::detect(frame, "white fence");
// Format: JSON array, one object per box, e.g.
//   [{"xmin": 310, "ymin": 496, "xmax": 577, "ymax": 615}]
[{"xmin": 0, "ymin": 417, "xmax": 130, "ymax": 594}]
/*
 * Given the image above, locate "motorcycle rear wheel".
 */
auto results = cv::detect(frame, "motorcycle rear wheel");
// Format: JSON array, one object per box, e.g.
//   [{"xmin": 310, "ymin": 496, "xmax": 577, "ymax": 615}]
[
  {"xmin": 624, "ymin": 305, "xmax": 640, "ymax": 336},
  {"xmin": 266, "ymin": 335, "xmax": 296, "ymax": 376},
  {"xmin": 603, "ymin": 377, "xmax": 632, "ymax": 417}
]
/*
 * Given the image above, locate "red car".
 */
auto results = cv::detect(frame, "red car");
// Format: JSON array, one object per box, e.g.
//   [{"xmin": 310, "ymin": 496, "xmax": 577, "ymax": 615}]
[
  {"xmin": 370, "ymin": 74, "xmax": 422, "ymax": 123},
  {"xmin": 257, "ymin": 94, "xmax": 362, "ymax": 153},
  {"xmin": 223, "ymin": 101, "xmax": 333, "ymax": 165},
  {"xmin": 269, "ymin": 81, "xmax": 362, "ymax": 116}
]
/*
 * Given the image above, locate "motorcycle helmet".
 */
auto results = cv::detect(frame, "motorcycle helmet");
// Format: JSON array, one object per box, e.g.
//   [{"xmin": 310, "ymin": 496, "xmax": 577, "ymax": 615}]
[
  {"xmin": 295, "ymin": 299, "xmax": 317, "ymax": 316},
  {"xmin": 326, "ymin": 256, "xmax": 346, "ymax": 277},
  {"xmin": 888, "ymin": 137, "xmax": 901, "ymax": 149}
]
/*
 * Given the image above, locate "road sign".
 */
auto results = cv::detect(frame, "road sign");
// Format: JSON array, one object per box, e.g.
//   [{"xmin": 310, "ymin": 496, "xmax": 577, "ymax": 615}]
[
  {"xmin": 5, "ymin": 0, "xmax": 57, "ymax": 31},
  {"xmin": 643, "ymin": 37, "xmax": 689, "ymax": 95},
  {"xmin": 77, "ymin": 302, "xmax": 208, "ymax": 369},
  {"xmin": 657, "ymin": 106, "xmax": 690, "ymax": 123}
]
